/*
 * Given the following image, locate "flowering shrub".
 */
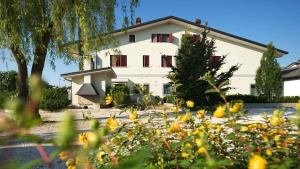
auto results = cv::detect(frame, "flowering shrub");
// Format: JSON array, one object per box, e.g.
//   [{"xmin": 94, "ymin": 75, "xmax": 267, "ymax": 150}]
[{"xmin": 0, "ymin": 75, "xmax": 299, "ymax": 169}]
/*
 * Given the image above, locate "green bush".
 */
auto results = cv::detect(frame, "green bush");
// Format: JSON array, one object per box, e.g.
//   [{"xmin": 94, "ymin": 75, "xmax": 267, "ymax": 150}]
[
  {"xmin": 0, "ymin": 91, "xmax": 15, "ymax": 109},
  {"xmin": 227, "ymin": 94, "xmax": 300, "ymax": 103},
  {"xmin": 40, "ymin": 87, "xmax": 70, "ymax": 111},
  {"xmin": 111, "ymin": 84, "xmax": 129, "ymax": 107},
  {"xmin": 164, "ymin": 95, "xmax": 176, "ymax": 104}
]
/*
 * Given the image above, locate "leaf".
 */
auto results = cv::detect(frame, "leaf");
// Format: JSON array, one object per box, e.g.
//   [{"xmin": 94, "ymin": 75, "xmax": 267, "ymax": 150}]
[
  {"xmin": 205, "ymin": 88, "xmax": 218, "ymax": 94},
  {"xmin": 218, "ymin": 80, "xmax": 229, "ymax": 88}
]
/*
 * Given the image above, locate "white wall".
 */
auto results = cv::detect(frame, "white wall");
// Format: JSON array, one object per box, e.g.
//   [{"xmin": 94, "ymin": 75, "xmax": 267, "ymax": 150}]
[
  {"xmin": 84, "ymin": 22, "xmax": 264, "ymax": 97},
  {"xmin": 284, "ymin": 79, "xmax": 300, "ymax": 96}
]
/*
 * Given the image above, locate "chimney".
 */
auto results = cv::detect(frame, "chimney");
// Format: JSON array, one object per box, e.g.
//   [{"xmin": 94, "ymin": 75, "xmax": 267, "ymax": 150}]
[
  {"xmin": 136, "ymin": 17, "xmax": 141, "ymax": 24},
  {"xmin": 195, "ymin": 18, "xmax": 201, "ymax": 25}
]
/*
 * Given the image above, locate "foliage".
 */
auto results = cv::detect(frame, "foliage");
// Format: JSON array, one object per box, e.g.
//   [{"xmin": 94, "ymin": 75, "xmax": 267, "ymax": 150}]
[
  {"xmin": 0, "ymin": 72, "xmax": 299, "ymax": 169},
  {"xmin": 227, "ymin": 94, "xmax": 300, "ymax": 103},
  {"xmin": 0, "ymin": 91, "xmax": 15, "ymax": 109},
  {"xmin": 110, "ymin": 84, "xmax": 130, "ymax": 108},
  {"xmin": 169, "ymin": 27, "xmax": 239, "ymax": 106},
  {"xmin": 164, "ymin": 95, "xmax": 176, "ymax": 104},
  {"xmin": 40, "ymin": 87, "xmax": 70, "ymax": 111},
  {"xmin": 255, "ymin": 43, "xmax": 283, "ymax": 101},
  {"xmin": 0, "ymin": 0, "xmax": 139, "ymax": 113},
  {"xmin": 0, "ymin": 70, "xmax": 17, "ymax": 92}
]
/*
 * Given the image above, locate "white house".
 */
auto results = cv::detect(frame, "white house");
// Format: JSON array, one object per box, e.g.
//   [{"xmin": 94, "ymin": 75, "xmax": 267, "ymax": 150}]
[
  {"xmin": 61, "ymin": 16, "xmax": 288, "ymax": 108},
  {"xmin": 282, "ymin": 60, "xmax": 300, "ymax": 96}
]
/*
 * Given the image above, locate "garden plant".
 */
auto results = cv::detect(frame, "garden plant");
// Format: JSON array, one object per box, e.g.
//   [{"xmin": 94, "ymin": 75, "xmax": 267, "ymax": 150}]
[{"xmin": 0, "ymin": 74, "xmax": 299, "ymax": 169}]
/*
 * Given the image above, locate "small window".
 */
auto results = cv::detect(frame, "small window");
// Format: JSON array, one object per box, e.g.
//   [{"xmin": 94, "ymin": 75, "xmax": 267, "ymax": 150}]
[
  {"xmin": 129, "ymin": 35, "xmax": 135, "ymax": 43},
  {"xmin": 110, "ymin": 55, "xmax": 127, "ymax": 67},
  {"xmin": 250, "ymin": 84, "xmax": 256, "ymax": 96},
  {"xmin": 163, "ymin": 83, "xmax": 172, "ymax": 95},
  {"xmin": 143, "ymin": 55, "xmax": 149, "ymax": 67},
  {"xmin": 151, "ymin": 34, "xmax": 170, "ymax": 42},
  {"xmin": 143, "ymin": 84, "xmax": 150, "ymax": 94},
  {"xmin": 193, "ymin": 34, "xmax": 200, "ymax": 41},
  {"xmin": 161, "ymin": 55, "xmax": 172, "ymax": 67},
  {"xmin": 209, "ymin": 56, "xmax": 221, "ymax": 64}
]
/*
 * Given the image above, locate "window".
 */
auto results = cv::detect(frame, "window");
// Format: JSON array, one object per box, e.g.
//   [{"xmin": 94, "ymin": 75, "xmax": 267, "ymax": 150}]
[
  {"xmin": 193, "ymin": 34, "xmax": 200, "ymax": 41},
  {"xmin": 161, "ymin": 55, "xmax": 172, "ymax": 67},
  {"xmin": 129, "ymin": 34, "xmax": 135, "ymax": 43},
  {"xmin": 163, "ymin": 83, "xmax": 172, "ymax": 95},
  {"xmin": 209, "ymin": 56, "xmax": 221, "ymax": 64},
  {"xmin": 143, "ymin": 55, "xmax": 149, "ymax": 67},
  {"xmin": 110, "ymin": 55, "xmax": 127, "ymax": 67},
  {"xmin": 143, "ymin": 84, "xmax": 150, "ymax": 94},
  {"xmin": 151, "ymin": 34, "xmax": 172, "ymax": 43},
  {"xmin": 250, "ymin": 84, "xmax": 256, "ymax": 96}
]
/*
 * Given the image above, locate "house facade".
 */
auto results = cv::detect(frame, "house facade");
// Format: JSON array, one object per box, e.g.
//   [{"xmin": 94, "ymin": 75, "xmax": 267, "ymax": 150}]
[
  {"xmin": 61, "ymin": 16, "xmax": 288, "ymax": 108},
  {"xmin": 282, "ymin": 60, "xmax": 300, "ymax": 96}
]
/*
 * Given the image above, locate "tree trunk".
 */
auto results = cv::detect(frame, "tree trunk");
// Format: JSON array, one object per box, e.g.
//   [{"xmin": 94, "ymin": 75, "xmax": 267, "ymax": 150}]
[
  {"xmin": 11, "ymin": 45, "xmax": 28, "ymax": 103},
  {"xmin": 30, "ymin": 25, "xmax": 52, "ymax": 117}
]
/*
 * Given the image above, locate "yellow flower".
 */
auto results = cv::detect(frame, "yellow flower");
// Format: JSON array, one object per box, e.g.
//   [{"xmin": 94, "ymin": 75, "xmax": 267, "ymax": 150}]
[
  {"xmin": 215, "ymin": 125, "xmax": 221, "ymax": 133},
  {"xmin": 105, "ymin": 95, "xmax": 113, "ymax": 105},
  {"xmin": 186, "ymin": 100, "xmax": 194, "ymax": 108},
  {"xmin": 197, "ymin": 147, "xmax": 206, "ymax": 154},
  {"xmin": 68, "ymin": 166, "xmax": 76, "ymax": 169},
  {"xmin": 179, "ymin": 112, "xmax": 191, "ymax": 123},
  {"xmin": 214, "ymin": 106, "xmax": 226, "ymax": 118},
  {"xmin": 248, "ymin": 154, "xmax": 267, "ymax": 169},
  {"xmin": 196, "ymin": 109, "xmax": 206, "ymax": 119},
  {"xmin": 285, "ymin": 137, "xmax": 296, "ymax": 144},
  {"xmin": 127, "ymin": 130, "xmax": 134, "ymax": 137},
  {"xmin": 185, "ymin": 143, "xmax": 192, "ymax": 149},
  {"xmin": 169, "ymin": 122, "xmax": 181, "ymax": 133},
  {"xmin": 86, "ymin": 131, "xmax": 98, "ymax": 144},
  {"xmin": 66, "ymin": 159, "xmax": 76, "ymax": 167},
  {"xmin": 266, "ymin": 149, "xmax": 272, "ymax": 156},
  {"xmin": 111, "ymin": 137, "xmax": 120, "ymax": 145},
  {"xmin": 172, "ymin": 105, "xmax": 179, "ymax": 113},
  {"xmin": 59, "ymin": 151, "xmax": 70, "ymax": 160},
  {"xmin": 240, "ymin": 126, "xmax": 249, "ymax": 132},
  {"xmin": 296, "ymin": 100, "xmax": 300, "ymax": 110},
  {"xmin": 274, "ymin": 135, "xmax": 281, "ymax": 142},
  {"xmin": 270, "ymin": 116, "xmax": 283, "ymax": 126},
  {"xmin": 181, "ymin": 152, "xmax": 189, "ymax": 158},
  {"xmin": 195, "ymin": 138, "xmax": 204, "ymax": 146},
  {"xmin": 229, "ymin": 102, "xmax": 243, "ymax": 113},
  {"xmin": 96, "ymin": 151, "xmax": 106, "ymax": 162},
  {"xmin": 107, "ymin": 116, "xmax": 118, "ymax": 131},
  {"xmin": 129, "ymin": 111, "xmax": 138, "ymax": 122},
  {"xmin": 78, "ymin": 133, "xmax": 88, "ymax": 145}
]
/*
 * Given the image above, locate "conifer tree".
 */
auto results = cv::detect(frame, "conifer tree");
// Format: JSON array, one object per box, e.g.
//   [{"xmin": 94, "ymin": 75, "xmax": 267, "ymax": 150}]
[
  {"xmin": 255, "ymin": 43, "xmax": 282, "ymax": 101},
  {"xmin": 170, "ymin": 28, "xmax": 239, "ymax": 106}
]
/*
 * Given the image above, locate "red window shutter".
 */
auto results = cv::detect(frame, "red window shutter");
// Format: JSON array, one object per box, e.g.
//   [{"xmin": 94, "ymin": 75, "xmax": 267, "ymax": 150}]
[
  {"xmin": 121, "ymin": 55, "xmax": 127, "ymax": 66},
  {"xmin": 167, "ymin": 56, "xmax": 172, "ymax": 67},
  {"xmin": 161, "ymin": 55, "xmax": 165, "ymax": 67},
  {"xmin": 110, "ymin": 55, "xmax": 117, "ymax": 67},
  {"xmin": 168, "ymin": 33, "xmax": 173, "ymax": 43},
  {"xmin": 143, "ymin": 55, "xmax": 149, "ymax": 67},
  {"xmin": 159, "ymin": 34, "xmax": 162, "ymax": 42}
]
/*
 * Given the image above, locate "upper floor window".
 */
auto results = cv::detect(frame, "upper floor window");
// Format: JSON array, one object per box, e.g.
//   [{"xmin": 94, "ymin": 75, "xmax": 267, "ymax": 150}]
[
  {"xmin": 152, "ymin": 33, "xmax": 173, "ymax": 43},
  {"xmin": 161, "ymin": 55, "xmax": 172, "ymax": 67},
  {"xmin": 143, "ymin": 55, "xmax": 149, "ymax": 67},
  {"xmin": 209, "ymin": 56, "xmax": 221, "ymax": 64},
  {"xmin": 193, "ymin": 34, "xmax": 201, "ymax": 41},
  {"xmin": 110, "ymin": 55, "xmax": 127, "ymax": 67},
  {"xmin": 129, "ymin": 34, "xmax": 135, "ymax": 43}
]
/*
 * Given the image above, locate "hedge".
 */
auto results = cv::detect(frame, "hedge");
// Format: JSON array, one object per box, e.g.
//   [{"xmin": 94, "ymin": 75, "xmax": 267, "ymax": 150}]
[
  {"xmin": 40, "ymin": 87, "xmax": 70, "ymax": 111},
  {"xmin": 227, "ymin": 94, "xmax": 300, "ymax": 103}
]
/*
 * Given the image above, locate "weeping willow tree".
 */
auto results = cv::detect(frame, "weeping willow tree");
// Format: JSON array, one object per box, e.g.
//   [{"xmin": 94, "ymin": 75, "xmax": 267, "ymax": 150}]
[{"xmin": 0, "ymin": 0, "xmax": 139, "ymax": 116}]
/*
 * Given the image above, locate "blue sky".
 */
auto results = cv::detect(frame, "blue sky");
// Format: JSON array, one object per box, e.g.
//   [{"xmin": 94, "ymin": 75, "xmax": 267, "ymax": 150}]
[{"xmin": 1, "ymin": 0, "xmax": 299, "ymax": 86}]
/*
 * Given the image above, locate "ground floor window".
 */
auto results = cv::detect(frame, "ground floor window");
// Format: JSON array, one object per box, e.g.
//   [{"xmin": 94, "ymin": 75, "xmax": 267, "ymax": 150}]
[
  {"xmin": 250, "ymin": 84, "xmax": 256, "ymax": 95},
  {"xmin": 163, "ymin": 83, "xmax": 172, "ymax": 95}
]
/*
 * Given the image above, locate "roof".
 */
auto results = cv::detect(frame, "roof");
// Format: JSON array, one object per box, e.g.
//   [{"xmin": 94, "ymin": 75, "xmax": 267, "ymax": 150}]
[
  {"xmin": 65, "ymin": 16, "xmax": 288, "ymax": 55},
  {"xmin": 76, "ymin": 84, "xmax": 98, "ymax": 96},
  {"xmin": 286, "ymin": 60, "xmax": 300, "ymax": 69},
  {"xmin": 282, "ymin": 67, "xmax": 300, "ymax": 80},
  {"xmin": 61, "ymin": 67, "xmax": 116, "ymax": 80}
]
